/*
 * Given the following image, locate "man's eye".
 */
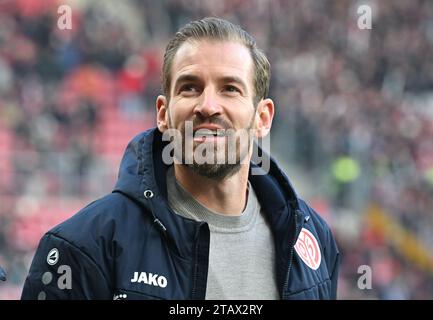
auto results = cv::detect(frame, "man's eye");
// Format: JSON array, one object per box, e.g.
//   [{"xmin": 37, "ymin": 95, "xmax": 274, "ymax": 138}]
[
  {"xmin": 179, "ymin": 84, "xmax": 197, "ymax": 92},
  {"xmin": 223, "ymin": 85, "xmax": 241, "ymax": 93}
]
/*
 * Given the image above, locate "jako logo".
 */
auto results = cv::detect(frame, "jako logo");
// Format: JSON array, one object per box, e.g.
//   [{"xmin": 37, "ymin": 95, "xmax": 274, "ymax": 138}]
[
  {"xmin": 47, "ymin": 248, "xmax": 59, "ymax": 265},
  {"xmin": 130, "ymin": 272, "xmax": 167, "ymax": 288}
]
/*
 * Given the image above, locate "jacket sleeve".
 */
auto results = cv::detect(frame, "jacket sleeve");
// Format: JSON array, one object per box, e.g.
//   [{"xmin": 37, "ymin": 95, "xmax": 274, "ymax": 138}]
[{"xmin": 21, "ymin": 233, "xmax": 113, "ymax": 300}]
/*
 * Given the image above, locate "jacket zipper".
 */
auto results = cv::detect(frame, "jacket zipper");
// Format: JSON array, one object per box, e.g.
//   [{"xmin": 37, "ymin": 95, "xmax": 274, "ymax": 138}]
[
  {"xmin": 282, "ymin": 209, "xmax": 302, "ymax": 299},
  {"xmin": 191, "ymin": 229, "xmax": 200, "ymax": 298},
  {"xmin": 191, "ymin": 222, "xmax": 206, "ymax": 299}
]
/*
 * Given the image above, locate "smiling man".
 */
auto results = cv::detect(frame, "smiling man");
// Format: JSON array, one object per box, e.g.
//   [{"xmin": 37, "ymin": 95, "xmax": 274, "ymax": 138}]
[
  {"xmin": 158, "ymin": 36, "xmax": 273, "ymax": 215},
  {"xmin": 21, "ymin": 17, "xmax": 340, "ymax": 300}
]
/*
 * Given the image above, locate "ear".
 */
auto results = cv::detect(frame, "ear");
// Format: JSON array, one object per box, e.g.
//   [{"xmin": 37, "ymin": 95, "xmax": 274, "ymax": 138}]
[
  {"xmin": 156, "ymin": 95, "xmax": 169, "ymax": 132},
  {"xmin": 254, "ymin": 98, "xmax": 274, "ymax": 138}
]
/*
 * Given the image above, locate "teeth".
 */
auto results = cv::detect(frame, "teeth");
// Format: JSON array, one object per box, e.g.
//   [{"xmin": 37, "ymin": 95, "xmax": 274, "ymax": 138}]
[{"xmin": 195, "ymin": 129, "xmax": 225, "ymax": 137}]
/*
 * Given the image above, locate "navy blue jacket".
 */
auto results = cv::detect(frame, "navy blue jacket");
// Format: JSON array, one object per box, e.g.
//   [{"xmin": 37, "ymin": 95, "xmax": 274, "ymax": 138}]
[{"xmin": 21, "ymin": 128, "xmax": 340, "ymax": 300}]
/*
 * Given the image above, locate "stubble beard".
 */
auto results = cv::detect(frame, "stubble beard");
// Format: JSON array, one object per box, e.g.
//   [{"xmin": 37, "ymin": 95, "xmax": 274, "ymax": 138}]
[{"xmin": 168, "ymin": 111, "xmax": 255, "ymax": 181}]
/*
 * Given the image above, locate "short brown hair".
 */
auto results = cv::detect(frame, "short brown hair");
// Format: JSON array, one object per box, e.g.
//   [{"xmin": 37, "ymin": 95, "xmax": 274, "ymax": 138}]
[{"xmin": 162, "ymin": 17, "xmax": 270, "ymax": 104}]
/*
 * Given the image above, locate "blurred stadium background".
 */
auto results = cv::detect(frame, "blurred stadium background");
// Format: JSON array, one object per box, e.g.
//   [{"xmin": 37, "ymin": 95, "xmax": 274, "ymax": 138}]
[{"xmin": 1, "ymin": 0, "xmax": 433, "ymax": 299}]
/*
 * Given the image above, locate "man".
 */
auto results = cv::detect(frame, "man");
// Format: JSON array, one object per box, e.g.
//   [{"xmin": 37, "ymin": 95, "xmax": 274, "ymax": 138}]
[{"xmin": 21, "ymin": 17, "xmax": 339, "ymax": 300}]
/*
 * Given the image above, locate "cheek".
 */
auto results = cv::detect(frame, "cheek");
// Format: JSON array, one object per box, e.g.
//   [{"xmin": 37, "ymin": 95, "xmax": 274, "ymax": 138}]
[
  {"xmin": 231, "ymin": 109, "xmax": 256, "ymax": 128},
  {"xmin": 167, "ymin": 105, "xmax": 191, "ymax": 128}
]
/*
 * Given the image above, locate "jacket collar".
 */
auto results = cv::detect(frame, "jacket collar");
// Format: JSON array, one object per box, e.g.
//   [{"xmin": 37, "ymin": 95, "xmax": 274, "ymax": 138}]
[{"xmin": 113, "ymin": 127, "xmax": 304, "ymax": 245}]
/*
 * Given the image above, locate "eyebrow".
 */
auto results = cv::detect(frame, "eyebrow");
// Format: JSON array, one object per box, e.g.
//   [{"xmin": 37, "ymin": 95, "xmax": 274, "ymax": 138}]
[
  {"xmin": 173, "ymin": 74, "xmax": 249, "ymax": 94},
  {"xmin": 173, "ymin": 74, "xmax": 202, "ymax": 93},
  {"xmin": 219, "ymin": 76, "xmax": 248, "ymax": 93}
]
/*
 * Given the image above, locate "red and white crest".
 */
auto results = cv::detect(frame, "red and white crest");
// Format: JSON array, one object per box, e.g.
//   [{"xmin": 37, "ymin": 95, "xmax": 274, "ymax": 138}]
[{"xmin": 294, "ymin": 228, "xmax": 321, "ymax": 270}]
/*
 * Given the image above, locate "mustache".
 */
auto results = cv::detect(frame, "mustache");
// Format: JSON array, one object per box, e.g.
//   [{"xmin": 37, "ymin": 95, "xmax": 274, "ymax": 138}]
[{"xmin": 190, "ymin": 116, "xmax": 233, "ymax": 131}]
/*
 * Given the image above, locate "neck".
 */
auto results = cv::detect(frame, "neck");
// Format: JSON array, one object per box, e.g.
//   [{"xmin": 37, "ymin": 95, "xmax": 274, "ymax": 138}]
[{"xmin": 173, "ymin": 164, "xmax": 250, "ymax": 216}]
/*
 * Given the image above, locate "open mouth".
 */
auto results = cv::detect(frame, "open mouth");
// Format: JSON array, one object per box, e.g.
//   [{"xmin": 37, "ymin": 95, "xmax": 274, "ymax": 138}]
[{"xmin": 193, "ymin": 128, "xmax": 226, "ymax": 138}]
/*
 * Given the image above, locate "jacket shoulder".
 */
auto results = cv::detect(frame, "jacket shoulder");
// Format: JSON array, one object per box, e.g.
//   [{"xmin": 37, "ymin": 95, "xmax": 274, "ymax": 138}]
[{"xmin": 22, "ymin": 193, "xmax": 151, "ymax": 300}]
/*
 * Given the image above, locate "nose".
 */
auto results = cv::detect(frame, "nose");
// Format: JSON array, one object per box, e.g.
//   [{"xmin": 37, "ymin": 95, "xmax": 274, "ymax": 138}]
[{"xmin": 193, "ymin": 87, "xmax": 223, "ymax": 118}]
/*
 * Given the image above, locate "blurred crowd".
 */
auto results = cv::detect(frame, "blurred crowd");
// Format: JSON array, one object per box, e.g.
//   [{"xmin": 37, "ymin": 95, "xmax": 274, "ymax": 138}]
[{"xmin": 0, "ymin": 0, "xmax": 432, "ymax": 299}]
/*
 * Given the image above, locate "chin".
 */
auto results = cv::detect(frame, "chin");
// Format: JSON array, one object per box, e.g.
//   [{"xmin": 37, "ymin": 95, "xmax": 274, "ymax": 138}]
[{"xmin": 186, "ymin": 163, "xmax": 242, "ymax": 181}]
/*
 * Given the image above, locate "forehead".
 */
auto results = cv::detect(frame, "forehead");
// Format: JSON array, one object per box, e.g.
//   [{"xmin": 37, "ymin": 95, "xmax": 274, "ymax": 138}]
[{"xmin": 171, "ymin": 39, "xmax": 254, "ymax": 86}]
